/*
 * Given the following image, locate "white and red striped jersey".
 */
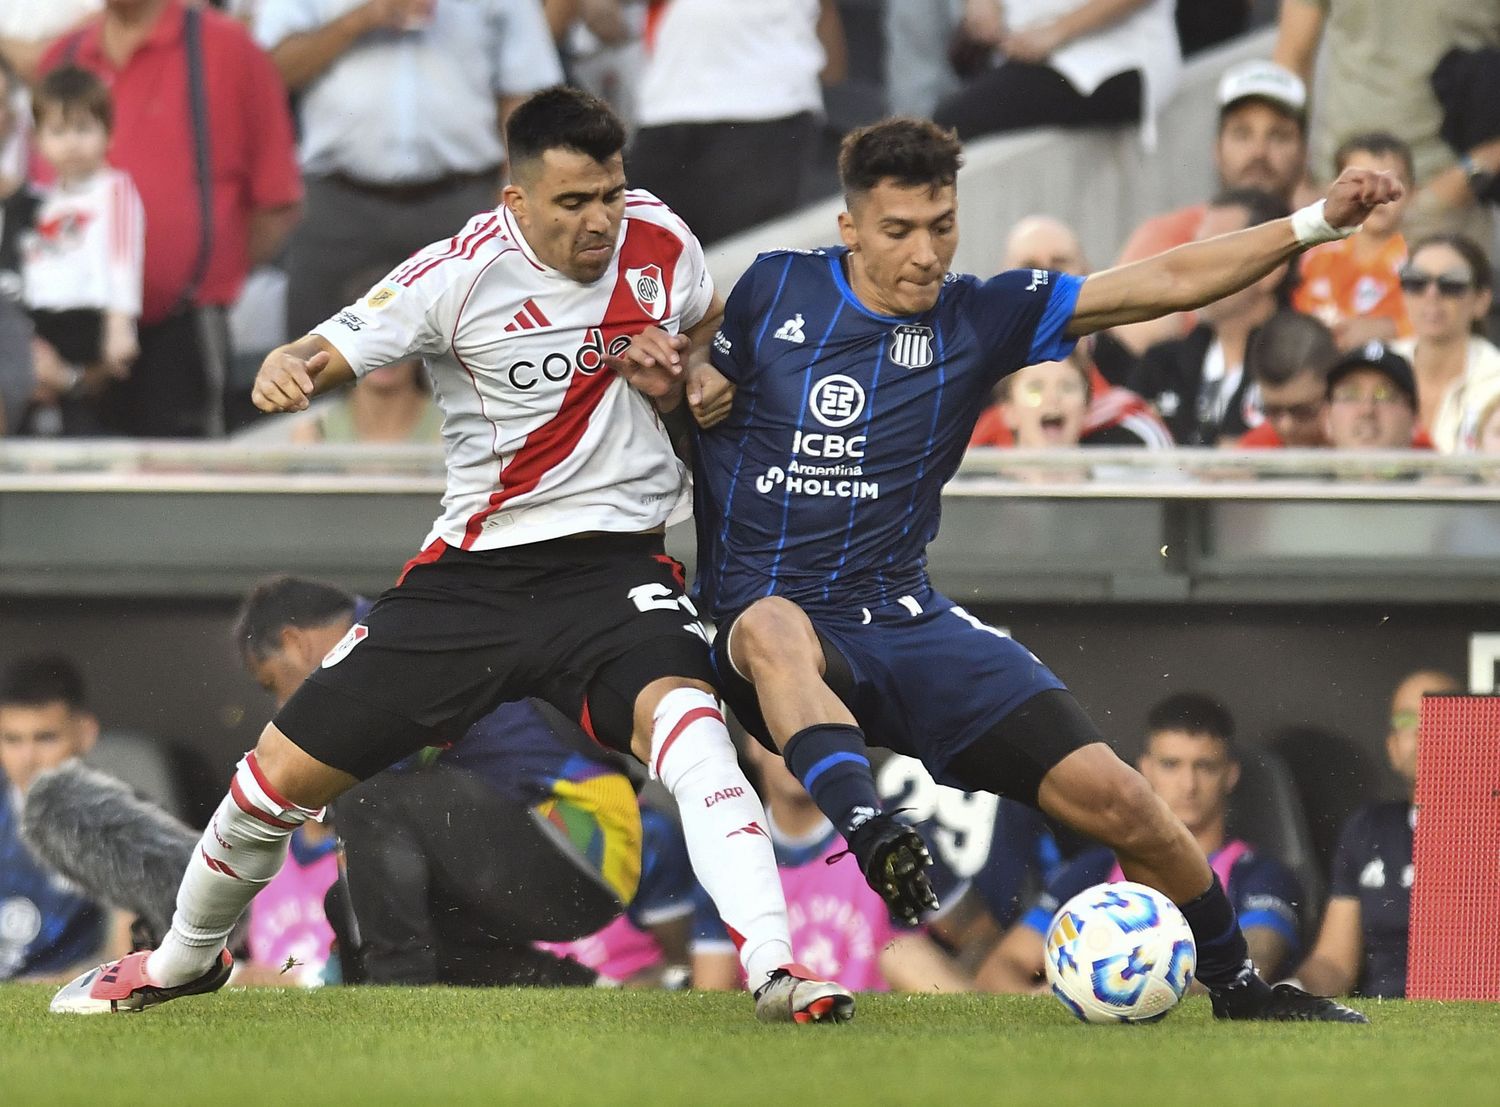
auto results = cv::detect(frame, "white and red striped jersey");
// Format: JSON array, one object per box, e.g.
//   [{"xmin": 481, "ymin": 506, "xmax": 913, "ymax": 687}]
[
  {"xmin": 313, "ymin": 189, "xmax": 714, "ymax": 552},
  {"xmin": 22, "ymin": 167, "xmax": 145, "ymax": 317}
]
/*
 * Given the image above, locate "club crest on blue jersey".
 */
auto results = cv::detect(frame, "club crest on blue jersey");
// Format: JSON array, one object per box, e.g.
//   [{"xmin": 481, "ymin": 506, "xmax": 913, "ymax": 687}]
[{"xmin": 888, "ymin": 324, "xmax": 934, "ymax": 370}]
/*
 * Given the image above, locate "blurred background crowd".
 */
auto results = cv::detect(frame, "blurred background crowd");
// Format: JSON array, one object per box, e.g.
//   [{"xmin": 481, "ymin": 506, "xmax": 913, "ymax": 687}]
[{"xmin": 0, "ymin": 0, "xmax": 1496, "ymax": 456}]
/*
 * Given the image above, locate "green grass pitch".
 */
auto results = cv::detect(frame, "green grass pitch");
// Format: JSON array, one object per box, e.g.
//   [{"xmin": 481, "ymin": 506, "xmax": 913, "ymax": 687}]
[{"xmin": 3, "ymin": 986, "xmax": 1497, "ymax": 1106}]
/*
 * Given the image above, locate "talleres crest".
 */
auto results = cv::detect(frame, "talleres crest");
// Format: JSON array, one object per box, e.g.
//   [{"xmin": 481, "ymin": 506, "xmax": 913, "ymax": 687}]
[
  {"xmin": 626, "ymin": 264, "xmax": 667, "ymax": 321},
  {"xmin": 889, "ymin": 324, "xmax": 934, "ymax": 370}
]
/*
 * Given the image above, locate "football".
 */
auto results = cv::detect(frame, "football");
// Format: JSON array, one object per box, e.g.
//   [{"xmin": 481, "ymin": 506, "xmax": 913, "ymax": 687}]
[{"xmin": 1043, "ymin": 880, "xmax": 1196, "ymax": 1024}]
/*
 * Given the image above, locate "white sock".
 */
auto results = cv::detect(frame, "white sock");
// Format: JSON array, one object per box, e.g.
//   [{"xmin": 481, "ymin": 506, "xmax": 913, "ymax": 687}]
[
  {"xmin": 650, "ymin": 688, "xmax": 794, "ymax": 987},
  {"xmin": 147, "ymin": 753, "xmax": 316, "ymax": 986}
]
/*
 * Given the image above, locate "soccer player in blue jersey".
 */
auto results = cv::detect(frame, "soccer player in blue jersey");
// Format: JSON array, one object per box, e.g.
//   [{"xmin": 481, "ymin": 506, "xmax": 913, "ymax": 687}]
[{"xmin": 614, "ymin": 118, "xmax": 1392, "ymax": 1021}]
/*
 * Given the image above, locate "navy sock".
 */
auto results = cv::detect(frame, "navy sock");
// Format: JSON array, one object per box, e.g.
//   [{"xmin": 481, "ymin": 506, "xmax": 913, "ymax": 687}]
[
  {"xmin": 782, "ymin": 724, "xmax": 882, "ymax": 838},
  {"xmin": 1178, "ymin": 873, "xmax": 1258, "ymax": 992}
]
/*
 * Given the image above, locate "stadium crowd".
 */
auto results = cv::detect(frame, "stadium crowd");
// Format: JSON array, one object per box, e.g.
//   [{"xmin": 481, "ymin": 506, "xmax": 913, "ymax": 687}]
[
  {"xmin": 0, "ymin": 0, "xmax": 1496, "ymax": 450},
  {"xmin": 1, "ymin": 0, "xmax": 1497, "ymax": 1010}
]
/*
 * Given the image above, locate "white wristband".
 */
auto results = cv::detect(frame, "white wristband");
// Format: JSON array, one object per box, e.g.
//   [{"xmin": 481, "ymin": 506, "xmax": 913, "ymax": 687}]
[{"xmin": 1291, "ymin": 199, "xmax": 1358, "ymax": 246}]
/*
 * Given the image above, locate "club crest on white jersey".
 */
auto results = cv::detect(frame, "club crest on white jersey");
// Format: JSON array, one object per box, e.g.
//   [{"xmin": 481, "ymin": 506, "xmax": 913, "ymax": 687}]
[{"xmin": 626, "ymin": 263, "xmax": 668, "ymax": 320}]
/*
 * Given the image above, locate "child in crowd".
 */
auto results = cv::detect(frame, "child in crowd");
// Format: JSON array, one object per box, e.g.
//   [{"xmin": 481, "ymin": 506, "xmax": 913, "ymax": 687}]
[
  {"xmin": 22, "ymin": 65, "xmax": 144, "ymax": 433},
  {"xmin": 1293, "ymin": 132, "xmax": 1415, "ymax": 350}
]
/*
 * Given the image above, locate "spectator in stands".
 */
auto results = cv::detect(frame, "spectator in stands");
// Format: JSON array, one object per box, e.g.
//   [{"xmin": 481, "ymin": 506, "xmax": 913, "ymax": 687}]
[
  {"xmin": 883, "ymin": 0, "xmax": 962, "ymax": 119},
  {"xmin": 992, "ymin": 352, "xmax": 1090, "ymax": 451},
  {"xmin": 0, "ymin": 56, "xmax": 36, "ymax": 436},
  {"xmin": 1392, "ymin": 234, "xmax": 1500, "ymax": 453},
  {"xmin": 41, "ymin": 0, "xmax": 303, "ymax": 438},
  {"xmin": 1176, "ymin": 0, "xmax": 1252, "ymax": 57},
  {"xmin": 252, "ymin": 0, "xmax": 562, "ymax": 341},
  {"xmin": 692, "ymin": 733, "xmax": 971, "ymax": 994},
  {"xmin": 1113, "ymin": 59, "xmax": 1307, "ymax": 355},
  {"xmin": 22, "ymin": 66, "xmax": 144, "ymax": 437},
  {"xmin": 1274, "ymin": 0, "xmax": 1500, "ymax": 243},
  {"xmin": 1468, "ymin": 386, "xmax": 1500, "ymax": 454},
  {"xmin": 627, "ymin": 0, "xmax": 846, "ymax": 246},
  {"xmin": 1287, "ymin": 669, "xmax": 1460, "ymax": 999},
  {"xmin": 1321, "ymin": 342, "xmax": 1424, "ymax": 452},
  {"xmin": 0, "ymin": 654, "xmax": 130, "ymax": 980},
  {"xmin": 1235, "ymin": 309, "xmax": 1335, "ymax": 448},
  {"xmin": 968, "ymin": 214, "xmax": 1172, "ymax": 448},
  {"xmin": 550, "ymin": 0, "xmax": 646, "ymax": 126},
  {"xmin": 236, "ymin": 575, "xmax": 639, "ymax": 986},
  {"xmin": 1128, "ymin": 188, "xmax": 1290, "ymax": 445},
  {"xmin": 1293, "ymin": 133, "xmax": 1415, "ymax": 350},
  {"xmin": 932, "ymin": 0, "xmax": 1180, "ymax": 144},
  {"xmin": 977, "ymin": 692, "xmax": 1304, "ymax": 991}
]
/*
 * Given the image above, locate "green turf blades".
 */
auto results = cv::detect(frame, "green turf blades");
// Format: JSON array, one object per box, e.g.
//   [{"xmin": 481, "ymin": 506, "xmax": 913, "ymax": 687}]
[{"xmin": 1, "ymin": 987, "xmax": 1492, "ymax": 1107}]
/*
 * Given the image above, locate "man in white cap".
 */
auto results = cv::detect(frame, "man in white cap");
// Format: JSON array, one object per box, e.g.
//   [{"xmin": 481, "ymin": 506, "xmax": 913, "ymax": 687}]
[{"xmin": 1113, "ymin": 59, "xmax": 1310, "ymax": 354}]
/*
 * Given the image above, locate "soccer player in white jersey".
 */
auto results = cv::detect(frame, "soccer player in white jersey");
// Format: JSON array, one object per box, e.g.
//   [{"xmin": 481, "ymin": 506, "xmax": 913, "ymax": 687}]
[{"xmin": 51, "ymin": 87, "xmax": 852, "ymax": 1024}]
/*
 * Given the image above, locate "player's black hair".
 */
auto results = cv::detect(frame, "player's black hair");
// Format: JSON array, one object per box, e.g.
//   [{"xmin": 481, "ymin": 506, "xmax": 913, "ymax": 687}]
[
  {"xmin": 1334, "ymin": 130, "xmax": 1415, "ymax": 185},
  {"xmin": 505, "ymin": 85, "xmax": 626, "ymax": 173},
  {"xmin": 33, "ymin": 65, "xmax": 113, "ymax": 132},
  {"xmin": 1246, "ymin": 309, "xmax": 1337, "ymax": 387},
  {"xmin": 0, "ymin": 655, "xmax": 89, "ymax": 711},
  {"xmin": 1208, "ymin": 187, "xmax": 1289, "ymax": 230},
  {"xmin": 235, "ymin": 576, "xmax": 356, "ymax": 662},
  {"xmin": 838, "ymin": 117, "xmax": 964, "ymax": 201},
  {"xmin": 1145, "ymin": 691, "xmax": 1236, "ymax": 754}
]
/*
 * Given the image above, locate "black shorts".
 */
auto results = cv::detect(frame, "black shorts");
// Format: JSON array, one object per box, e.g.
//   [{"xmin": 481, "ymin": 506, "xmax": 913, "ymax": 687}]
[{"xmin": 276, "ymin": 533, "xmax": 714, "ymax": 779}]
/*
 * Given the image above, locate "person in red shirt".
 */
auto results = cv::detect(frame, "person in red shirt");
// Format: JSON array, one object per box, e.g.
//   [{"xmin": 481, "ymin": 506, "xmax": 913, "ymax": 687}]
[
  {"xmin": 41, "ymin": 0, "xmax": 302, "ymax": 437},
  {"xmin": 1293, "ymin": 133, "xmax": 1415, "ymax": 350}
]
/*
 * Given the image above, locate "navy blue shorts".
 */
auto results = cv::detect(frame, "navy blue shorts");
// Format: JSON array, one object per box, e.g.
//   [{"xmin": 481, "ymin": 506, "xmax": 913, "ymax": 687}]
[{"xmin": 712, "ymin": 585, "xmax": 1095, "ymax": 800}]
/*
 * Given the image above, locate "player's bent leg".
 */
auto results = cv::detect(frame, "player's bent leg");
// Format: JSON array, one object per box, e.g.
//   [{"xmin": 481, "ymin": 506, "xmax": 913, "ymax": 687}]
[
  {"xmin": 1036, "ymin": 743, "xmax": 1212, "ymax": 904},
  {"xmin": 618, "ymin": 673, "xmax": 850, "ymax": 1022},
  {"xmin": 726, "ymin": 596, "xmax": 855, "ymax": 742},
  {"xmin": 726, "ymin": 599, "xmax": 938, "ymax": 924},
  {"xmin": 52, "ymin": 724, "xmax": 356, "ymax": 1015},
  {"xmin": 1036, "ymin": 741, "xmax": 1366, "ymax": 1023}
]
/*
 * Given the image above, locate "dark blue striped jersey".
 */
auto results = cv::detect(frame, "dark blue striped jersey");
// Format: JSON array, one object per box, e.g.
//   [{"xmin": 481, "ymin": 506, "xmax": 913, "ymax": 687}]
[{"xmin": 695, "ymin": 246, "xmax": 1082, "ymax": 618}]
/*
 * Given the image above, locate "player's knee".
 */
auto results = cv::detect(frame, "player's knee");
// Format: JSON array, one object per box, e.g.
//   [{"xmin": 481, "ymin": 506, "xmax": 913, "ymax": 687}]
[
  {"xmin": 731, "ymin": 596, "xmax": 822, "ymax": 682},
  {"xmin": 1094, "ymin": 771, "xmax": 1177, "ymax": 857},
  {"xmin": 250, "ymin": 723, "xmax": 352, "ymax": 811}
]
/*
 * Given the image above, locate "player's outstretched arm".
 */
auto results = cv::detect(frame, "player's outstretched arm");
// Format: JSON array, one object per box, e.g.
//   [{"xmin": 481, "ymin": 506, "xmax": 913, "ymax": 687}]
[
  {"xmin": 251, "ymin": 335, "xmax": 356, "ymax": 413},
  {"xmin": 1065, "ymin": 168, "xmax": 1404, "ymax": 338}
]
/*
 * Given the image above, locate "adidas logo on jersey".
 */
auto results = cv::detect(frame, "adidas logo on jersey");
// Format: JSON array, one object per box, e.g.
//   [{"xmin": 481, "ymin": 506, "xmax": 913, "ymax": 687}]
[
  {"xmin": 774, "ymin": 314, "xmax": 806, "ymax": 343},
  {"xmin": 503, "ymin": 298, "xmax": 552, "ymax": 333}
]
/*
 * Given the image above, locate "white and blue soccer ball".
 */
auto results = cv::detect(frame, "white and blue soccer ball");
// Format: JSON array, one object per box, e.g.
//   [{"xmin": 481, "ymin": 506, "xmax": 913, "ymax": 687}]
[{"xmin": 1043, "ymin": 880, "xmax": 1196, "ymax": 1024}]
